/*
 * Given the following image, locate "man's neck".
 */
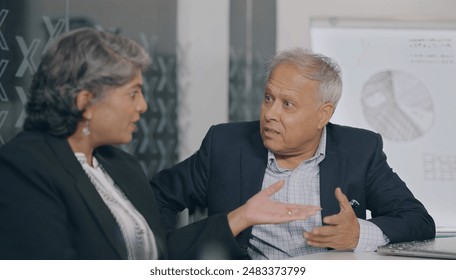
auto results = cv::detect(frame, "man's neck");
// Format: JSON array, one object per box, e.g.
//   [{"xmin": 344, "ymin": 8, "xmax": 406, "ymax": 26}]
[
  {"xmin": 275, "ymin": 149, "xmax": 316, "ymax": 170},
  {"xmin": 274, "ymin": 129, "xmax": 325, "ymax": 170}
]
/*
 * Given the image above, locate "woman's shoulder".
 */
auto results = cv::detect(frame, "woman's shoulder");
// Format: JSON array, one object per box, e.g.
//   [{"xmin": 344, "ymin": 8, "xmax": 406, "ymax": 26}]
[
  {"xmin": 0, "ymin": 130, "xmax": 48, "ymax": 157},
  {"xmin": 0, "ymin": 131, "xmax": 61, "ymax": 183}
]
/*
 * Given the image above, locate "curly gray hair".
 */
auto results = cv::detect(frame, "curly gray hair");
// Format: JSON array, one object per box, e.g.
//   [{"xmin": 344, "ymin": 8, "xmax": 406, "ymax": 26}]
[{"xmin": 24, "ymin": 27, "xmax": 151, "ymax": 137}]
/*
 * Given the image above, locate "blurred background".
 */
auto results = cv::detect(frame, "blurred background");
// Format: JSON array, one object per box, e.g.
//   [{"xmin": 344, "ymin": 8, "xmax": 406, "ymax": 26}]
[{"xmin": 1, "ymin": 0, "xmax": 455, "ymax": 227}]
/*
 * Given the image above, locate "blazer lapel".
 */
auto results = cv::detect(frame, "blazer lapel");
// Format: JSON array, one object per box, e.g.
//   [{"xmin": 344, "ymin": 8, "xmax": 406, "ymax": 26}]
[
  {"xmin": 46, "ymin": 136, "xmax": 128, "ymax": 259},
  {"xmin": 319, "ymin": 125, "xmax": 347, "ymax": 220},
  {"xmin": 240, "ymin": 129, "xmax": 268, "ymax": 204},
  {"xmin": 95, "ymin": 150, "xmax": 167, "ymax": 259}
]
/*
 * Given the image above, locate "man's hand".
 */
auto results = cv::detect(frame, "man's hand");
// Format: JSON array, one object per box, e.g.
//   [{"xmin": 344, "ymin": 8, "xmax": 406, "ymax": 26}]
[
  {"xmin": 228, "ymin": 180, "xmax": 321, "ymax": 237},
  {"xmin": 303, "ymin": 187, "xmax": 360, "ymax": 250}
]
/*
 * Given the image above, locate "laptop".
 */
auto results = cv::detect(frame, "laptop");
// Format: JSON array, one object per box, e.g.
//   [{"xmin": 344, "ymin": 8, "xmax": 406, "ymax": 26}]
[{"xmin": 377, "ymin": 236, "xmax": 456, "ymax": 259}]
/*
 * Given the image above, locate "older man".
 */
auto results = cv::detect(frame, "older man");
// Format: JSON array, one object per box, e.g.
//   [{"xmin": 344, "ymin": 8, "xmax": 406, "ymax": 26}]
[{"xmin": 151, "ymin": 48, "xmax": 435, "ymax": 259}]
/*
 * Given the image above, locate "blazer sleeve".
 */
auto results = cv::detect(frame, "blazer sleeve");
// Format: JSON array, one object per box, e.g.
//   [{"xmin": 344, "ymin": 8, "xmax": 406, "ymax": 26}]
[
  {"xmin": 365, "ymin": 133, "xmax": 436, "ymax": 243},
  {"xmin": 150, "ymin": 125, "xmax": 248, "ymax": 259},
  {"xmin": 150, "ymin": 126, "xmax": 215, "ymax": 232},
  {"xmin": 167, "ymin": 213, "xmax": 247, "ymax": 259}
]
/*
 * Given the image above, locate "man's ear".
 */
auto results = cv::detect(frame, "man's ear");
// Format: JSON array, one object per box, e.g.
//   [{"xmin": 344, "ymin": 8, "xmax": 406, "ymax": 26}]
[
  {"xmin": 75, "ymin": 90, "xmax": 93, "ymax": 119},
  {"xmin": 318, "ymin": 102, "xmax": 334, "ymax": 129}
]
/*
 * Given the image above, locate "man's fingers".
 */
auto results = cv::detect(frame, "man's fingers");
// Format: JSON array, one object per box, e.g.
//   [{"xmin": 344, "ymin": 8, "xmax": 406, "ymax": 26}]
[
  {"xmin": 277, "ymin": 205, "xmax": 321, "ymax": 222},
  {"xmin": 289, "ymin": 206, "xmax": 322, "ymax": 217},
  {"xmin": 321, "ymin": 188, "xmax": 355, "ymax": 225},
  {"xmin": 335, "ymin": 187, "xmax": 351, "ymax": 211},
  {"xmin": 322, "ymin": 214, "xmax": 340, "ymax": 226},
  {"xmin": 263, "ymin": 180, "xmax": 285, "ymax": 196},
  {"xmin": 304, "ymin": 228, "xmax": 335, "ymax": 247}
]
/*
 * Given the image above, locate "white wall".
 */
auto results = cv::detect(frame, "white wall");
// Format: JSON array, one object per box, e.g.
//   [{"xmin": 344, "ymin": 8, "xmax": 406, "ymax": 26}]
[
  {"xmin": 277, "ymin": 0, "xmax": 456, "ymax": 51},
  {"xmin": 177, "ymin": 0, "xmax": 229, "ymax": 160}
]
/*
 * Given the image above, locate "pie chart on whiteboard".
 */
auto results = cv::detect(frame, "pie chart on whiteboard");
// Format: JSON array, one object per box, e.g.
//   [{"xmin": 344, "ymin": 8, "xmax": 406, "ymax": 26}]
[{"xmin": 361, "ymin": 70, "xmax": 435, "ymax": 142}]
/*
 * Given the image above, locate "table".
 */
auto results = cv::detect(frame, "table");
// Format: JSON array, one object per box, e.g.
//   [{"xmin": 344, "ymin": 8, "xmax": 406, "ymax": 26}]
[{"xmin": 288, "ymin": 250, "xmax": 430, "ymax": 260}]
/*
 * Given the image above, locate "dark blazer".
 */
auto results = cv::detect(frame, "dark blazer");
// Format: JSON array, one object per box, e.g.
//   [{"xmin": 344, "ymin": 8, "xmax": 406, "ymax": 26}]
[
  {"xmin": 0, "ymin": 130, "xmax": 242, "ymax": 260},
  {"xmin": 151, "ymin": 121, "xmax": 436, "ymax": 256}
]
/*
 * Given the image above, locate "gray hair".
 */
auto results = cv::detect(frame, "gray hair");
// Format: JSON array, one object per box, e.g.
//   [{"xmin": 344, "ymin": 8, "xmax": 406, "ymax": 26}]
[
  {"xmin": 267, "ymin": 48, "xmax": 343, "ymax": 109},
  {"xmin": 24, "ymin": 27, "xmax": 151, "ymax": 137}
]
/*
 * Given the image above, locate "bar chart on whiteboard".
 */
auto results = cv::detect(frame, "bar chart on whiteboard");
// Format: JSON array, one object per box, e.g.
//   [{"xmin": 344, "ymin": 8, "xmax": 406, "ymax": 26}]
[{"xmin": 310, "ymin": 19, "xmax": 456, "ymax": 232}]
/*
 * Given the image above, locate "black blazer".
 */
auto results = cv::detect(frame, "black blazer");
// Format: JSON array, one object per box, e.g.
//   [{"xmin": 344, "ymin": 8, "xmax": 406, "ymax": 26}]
[
  {"xmin": 151, "ymin": 121, "xmax": 436, "ymax": 254},
  {"xmin": 0, "ymin": 130, "xmax": 243, "ymax": 259}
]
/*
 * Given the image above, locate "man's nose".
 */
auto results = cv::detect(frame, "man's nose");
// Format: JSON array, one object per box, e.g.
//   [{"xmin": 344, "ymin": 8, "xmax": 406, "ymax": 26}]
[{"xmin": 264, "ymin": 101, "xmax": 280, "ymax": 120}]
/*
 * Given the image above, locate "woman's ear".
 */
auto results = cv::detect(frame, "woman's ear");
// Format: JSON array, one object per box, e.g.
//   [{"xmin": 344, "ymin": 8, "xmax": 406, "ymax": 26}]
[
  {"xmin": 318, "ymin": 102, "xmax": 334, "ymax": 129},
  {"xmin": 75, "ymin": 90, "xmax": 93, "ymax": 119}
]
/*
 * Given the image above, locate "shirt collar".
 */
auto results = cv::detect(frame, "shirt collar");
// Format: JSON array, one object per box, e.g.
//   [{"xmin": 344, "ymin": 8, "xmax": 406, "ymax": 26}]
[{"xmin": 74, "ymin": 152, "xmax": 100, "ymax": 169}]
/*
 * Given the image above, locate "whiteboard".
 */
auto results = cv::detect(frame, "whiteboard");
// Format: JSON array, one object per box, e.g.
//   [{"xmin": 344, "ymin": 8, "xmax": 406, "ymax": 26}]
[{"xmin": 310, "ymin": 19, "xmax": 456, "ymax": 231}]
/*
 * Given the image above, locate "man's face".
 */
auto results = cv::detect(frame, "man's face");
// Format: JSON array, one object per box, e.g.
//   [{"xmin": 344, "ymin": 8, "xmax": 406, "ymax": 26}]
[{"xmin": 260, "ymin": 63, "xmax": 331, "ymax": 158}]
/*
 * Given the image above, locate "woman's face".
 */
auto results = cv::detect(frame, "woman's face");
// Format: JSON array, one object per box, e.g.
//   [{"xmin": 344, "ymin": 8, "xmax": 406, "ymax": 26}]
[{"xmin": 88, "ymin": 71, "xmax": 147, "ymax": 146}]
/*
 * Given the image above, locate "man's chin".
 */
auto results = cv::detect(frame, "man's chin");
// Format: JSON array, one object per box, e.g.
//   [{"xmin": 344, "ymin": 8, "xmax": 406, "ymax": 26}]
[{"xmin": 262, "ymin": 140, "xmax": 279, "ymax": 152}]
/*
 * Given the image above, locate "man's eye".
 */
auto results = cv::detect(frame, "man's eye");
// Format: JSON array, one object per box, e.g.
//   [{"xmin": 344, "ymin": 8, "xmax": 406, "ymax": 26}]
[{"xmin": 284, "ymin": 101, "xmax": 293, "ymax": 107}]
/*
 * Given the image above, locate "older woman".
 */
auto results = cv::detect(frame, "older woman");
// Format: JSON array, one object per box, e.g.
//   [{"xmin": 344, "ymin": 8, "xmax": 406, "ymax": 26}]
[{"xmin": 0, "ymin": 28, "xmax": 320, "ymax": 260}]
